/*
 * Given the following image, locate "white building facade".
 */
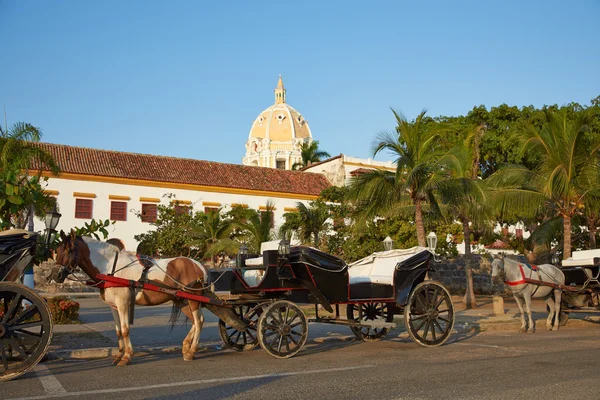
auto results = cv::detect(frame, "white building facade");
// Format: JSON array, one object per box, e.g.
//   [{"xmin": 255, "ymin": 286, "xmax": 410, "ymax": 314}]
[{"xmin": 36, "ymin": 143, "xmax": 330, "ymax": 251}]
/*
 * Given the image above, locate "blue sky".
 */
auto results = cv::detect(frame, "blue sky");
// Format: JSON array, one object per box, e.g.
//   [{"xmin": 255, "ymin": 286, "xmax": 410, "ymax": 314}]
[{"xmin": 1, "ymin": 1, "xmax": 599, "ymax": 164}]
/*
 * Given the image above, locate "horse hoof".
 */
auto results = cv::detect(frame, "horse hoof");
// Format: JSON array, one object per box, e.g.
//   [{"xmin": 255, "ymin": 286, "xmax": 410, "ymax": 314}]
[
  {"xmin": 527, "ymin": 329, "xmax": 535, "ymax": 334},
  {"xmin": 552, "ymin": 327, "xmax": 559, "ymax": 332},
  {"xmin": 519, "ymin": 328, "xmax": 527, "ymax": 333},
  {"xmin": 546, "ymin": 326, "xmax": 552, "ymax": 331},
  {"xmin": 112, "ymin": 356, "xmax": 123, "ymax": 365},
  {"xmin": 117, "ymin": 358, "xmax": 131, "ymax": 367},
  {"xmin": 183, "ymin": 355, "xmax": 194, "ymax": 361}
]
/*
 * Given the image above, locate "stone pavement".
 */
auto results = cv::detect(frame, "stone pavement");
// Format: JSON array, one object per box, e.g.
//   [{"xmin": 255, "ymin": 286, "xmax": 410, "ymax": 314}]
[{"xmin": 43, "ymin": 292, "xmax": 600, "ymax": 361}]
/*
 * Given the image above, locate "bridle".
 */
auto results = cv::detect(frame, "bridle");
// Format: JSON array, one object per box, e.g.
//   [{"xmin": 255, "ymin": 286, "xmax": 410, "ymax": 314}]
[{"xmin": 56, "ymin": 237, "xmax": 81, "ymax": 282}]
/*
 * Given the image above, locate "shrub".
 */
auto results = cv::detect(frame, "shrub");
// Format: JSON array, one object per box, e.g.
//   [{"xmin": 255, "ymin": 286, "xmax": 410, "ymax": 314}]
[{"xmin": 47, "ymin": 296, "xmax": 80, "ymax": 324}]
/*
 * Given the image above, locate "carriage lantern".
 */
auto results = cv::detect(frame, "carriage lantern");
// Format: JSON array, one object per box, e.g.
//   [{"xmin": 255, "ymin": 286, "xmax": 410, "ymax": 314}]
[
  {"xmin": 44, "ymin": 205, "xmax": 62, "ymax": 255},
  {"xmin": 278, "ymin": 239, "xmax": 290, "ymax": 256},
  {"xmin": 383, "ymin": 236, "xmax": 394, "ymax": 251},
  {"xmin": 427, "ymin": 231, "xmax": 438, "ymax": 253},
  {"xmin": 238, "ymin": 244, "xmax": 248, "ymax": 256}
]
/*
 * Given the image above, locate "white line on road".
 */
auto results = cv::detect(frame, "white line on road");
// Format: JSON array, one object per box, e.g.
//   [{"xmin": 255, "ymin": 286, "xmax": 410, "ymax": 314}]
[
  {"xmin": 14, "ymin": 364, "xmax": 375, "ymax": 400},
  {"xmin": 33, "ymin": 364, "xmax": 67, "ymax": 395}
]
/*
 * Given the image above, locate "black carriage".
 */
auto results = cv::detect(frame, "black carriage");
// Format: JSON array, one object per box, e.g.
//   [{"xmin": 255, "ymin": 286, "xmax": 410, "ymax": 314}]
[
  {"xmin": 208, "ymin": 244, "xmax": 455, "ymax": 358},
  {"xmin": 0, "ymin": 230, "xmax": 53, "ymax": 381},
  {"xmin": 557, "ymin": 254, "xmax": 600, "ymax": 325}
]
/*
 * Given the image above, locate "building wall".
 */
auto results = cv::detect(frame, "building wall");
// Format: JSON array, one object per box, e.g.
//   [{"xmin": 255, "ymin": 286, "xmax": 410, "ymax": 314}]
[
  {"xmin": 39, "ymin": 177, "xmax": 310, "ymax": 251},
  {"xmin": 303, "ymin": 155, "xmax": 395, "ymax": 187}
]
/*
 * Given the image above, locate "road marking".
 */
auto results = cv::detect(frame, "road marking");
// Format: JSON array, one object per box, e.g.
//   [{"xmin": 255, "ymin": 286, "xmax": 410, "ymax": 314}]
[
  {"xmin": 454, "ymin": 343, "xmax": 528, "ymax": 353},
  {"xmin": 33, "ymin": 364, "xmax": 67, "ymax": 395},
  {"xmin": 14, "ymin": 364, "xmax": 375, "ymax": 400}
]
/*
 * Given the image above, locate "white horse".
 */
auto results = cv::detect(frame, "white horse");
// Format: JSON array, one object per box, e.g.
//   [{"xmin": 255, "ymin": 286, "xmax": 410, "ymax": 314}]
[{"xmin": 491, "ymin": 256, "xmax": 564, "ymax": 333}]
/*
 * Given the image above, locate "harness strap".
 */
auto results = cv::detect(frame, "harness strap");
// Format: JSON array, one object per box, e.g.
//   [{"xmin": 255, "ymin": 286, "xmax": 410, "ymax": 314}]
[{"xmin": 110, "ymin": 251, "xmax": 119, "ymax": 275}]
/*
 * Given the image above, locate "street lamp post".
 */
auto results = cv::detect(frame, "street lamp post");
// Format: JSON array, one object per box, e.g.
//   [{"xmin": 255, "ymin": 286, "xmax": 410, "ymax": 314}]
[
  {"xmin": 426, "ymin": 232, "xmax": 438, "ymax": 253},
  {"xmin": 236, "ymin": 243, "xmax": 248, "ymax": 267},
  {"xmin": 383, "ymin": 236, "xmax": 393, "ymax": 251}
]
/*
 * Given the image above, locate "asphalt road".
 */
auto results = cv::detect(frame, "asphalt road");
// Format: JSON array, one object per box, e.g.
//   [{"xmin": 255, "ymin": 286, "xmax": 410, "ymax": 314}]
[{"xmin": 4, "ymin": 322, "xmax": 600, "ymax": 399}]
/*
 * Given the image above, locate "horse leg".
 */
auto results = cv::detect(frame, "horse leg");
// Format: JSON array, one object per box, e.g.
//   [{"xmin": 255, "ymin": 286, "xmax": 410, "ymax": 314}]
[
  {"xmin": 544, "ymin": 294, "xmax": 555, "ymax": 331},
  {"xmin": 552, "ymin": 289, "xmax": 562, "ymax": 331},
  {"xmin": 523, "ymin": 294, "xmax": 535, "ymax": 333},
  {"xmin": 115, "ymin": 295, "xmax": 134, "ymax": 366},
  {"xmin": 514, "ymin": 295, "xmax": 527, "ymax": 333},
  {"xmin": 111, "ymin": 307, "xmax": 125, "ymax": 365},
  {"xmin": 176, "ymin": 302, "xmax": 196, "ymax": 356},
  {"xmin": 184, "ymin": 301, "xmax": 204, "ymax": 361}
]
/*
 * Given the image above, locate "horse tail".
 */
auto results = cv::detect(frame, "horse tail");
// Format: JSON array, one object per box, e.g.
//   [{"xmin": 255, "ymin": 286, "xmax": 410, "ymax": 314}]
[{"xmin": 169, "ymin": 301, "xmax": 183, "ymax": 331}]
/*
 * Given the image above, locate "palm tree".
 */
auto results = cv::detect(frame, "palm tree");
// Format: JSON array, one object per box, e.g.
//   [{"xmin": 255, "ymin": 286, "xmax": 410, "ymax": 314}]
[
  {"xmin": 0, "ymin": 122, "xmax": 58, "ymax": 230},
  {"xmin": 292, "ymin": 141, "xmax": 331, "ymax": 170},
  {"xmin": 233, "ymin": 202, "xmax": 275, "ymax": 254},
  {"xmin": 280, "ymin": 201, "xmax": 329, "ymax": 248},
  {"xmin": 437, "ymin": 124, "xmax": 492, "ymax": 309},
  {"xmin": 347, "ymin": 109, "xmax": 452, "ymax": 247},
  {"xmin": 189, "ymin": 208, "xmax": 236, "ymax": 264},
  {"xmin": 490, "ymin": 109, "xmax": 600, "ymax": 259}
]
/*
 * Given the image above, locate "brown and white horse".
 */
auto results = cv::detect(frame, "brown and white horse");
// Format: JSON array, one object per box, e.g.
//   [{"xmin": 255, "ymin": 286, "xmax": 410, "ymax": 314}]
[{"xmin": 55, "ymin": 232, "xmax": 217, "ymax": 366}]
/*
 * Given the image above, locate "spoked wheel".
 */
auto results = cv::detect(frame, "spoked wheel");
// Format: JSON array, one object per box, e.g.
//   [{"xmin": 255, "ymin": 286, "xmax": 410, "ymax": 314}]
[
  {"xmin": 218, "ymin": 303, "xmax": 265, "ymax": 351},
  {"xmin": 346, "ymin": 302, "xmax": 393, "ymax": 341},
  {"xmin": 257, "ymin": 300, "xmax": 308, "ymax": 359},
  {"xmin": 404, "ymin": 281, "xmax": 454, "ymax": 347},
  {"xmin": 0, "ymin": 282, "xmax": 53, "ymax": 382}
]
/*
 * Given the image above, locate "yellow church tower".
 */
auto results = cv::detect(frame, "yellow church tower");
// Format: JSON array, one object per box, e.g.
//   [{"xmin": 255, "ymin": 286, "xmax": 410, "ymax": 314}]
[{"xmin": 243, "ymin": 75, "xmax": 313, "ymax": 169}]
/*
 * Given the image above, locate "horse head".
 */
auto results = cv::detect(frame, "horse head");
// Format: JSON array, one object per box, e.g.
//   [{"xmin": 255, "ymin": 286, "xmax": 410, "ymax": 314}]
[
  {"xmin": 490, "ymin": 255, "xmax": 505, "ymax": 284},
  {"xmin": 53, "ymin": 230, "xmax": 90, "ymax": 283}
]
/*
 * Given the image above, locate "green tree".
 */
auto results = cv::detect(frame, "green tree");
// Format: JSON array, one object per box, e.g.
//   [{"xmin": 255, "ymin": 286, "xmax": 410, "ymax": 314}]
[
  {"xmin": 134, "ymin": 195, "xmax": 202, "ymax": 258},
  {"xmin": 280, "ymin": 201, "xmax": 330, "ymax": 248},
  {"xmin": 189, "ymin": 208, "xmax": 236, "ymax": 264},
  {"xmin": 292, "ymin": 141, "xmax": 331, "ymax": 170},
  {"xmin": 0, "ymin": 122, "xmax": 58, "ymax": 230},
  {"xmin": 231, "ymin": 203, "xmax": 275, "ymax": 254},
  {"xmin": 490, "ymin": 109, "xmax": 600, "ymax": 259},
  {"xmin": 347, "ymin": 109, "xmax": 453, "ymax": 247},
  {"xmin": 437, "ymin": 124, "xmax": 493, "ymax": 309}
]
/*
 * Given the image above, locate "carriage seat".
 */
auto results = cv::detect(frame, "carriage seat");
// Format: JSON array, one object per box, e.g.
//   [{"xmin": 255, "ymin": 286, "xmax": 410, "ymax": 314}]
[
  {"xmin": 348, "ymin": 247, "xmax": 431, "ymax": 286},
  {"xmin": 244, "ymin": 257, "xmax": 264, "ymax": 268}
]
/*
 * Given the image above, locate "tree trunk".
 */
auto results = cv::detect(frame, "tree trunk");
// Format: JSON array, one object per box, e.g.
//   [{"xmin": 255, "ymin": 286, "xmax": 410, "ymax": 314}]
[
  {"xmin": 563, "ymin": 215, "xmax": 572, "ymax": 260},
  {"xmin": 589, "ymin": 217, "xmax": 597, "ymax": 249},
  {"xmin": 462, "ymin": 218, "xmax": 477, "ymax": 309},
  {"xmin": 414, "ymin": 199, "xmax": 426, "ymax": 247}
]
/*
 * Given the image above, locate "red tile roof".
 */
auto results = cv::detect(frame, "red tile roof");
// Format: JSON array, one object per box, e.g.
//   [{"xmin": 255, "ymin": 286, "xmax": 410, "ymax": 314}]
[
  {"xmin": 486, "ymin": 239, "xmax": 511, "ymax": 249},
  {"xmin": 35, "ymin": 143, "xmax": 331, "ymax": 197}
]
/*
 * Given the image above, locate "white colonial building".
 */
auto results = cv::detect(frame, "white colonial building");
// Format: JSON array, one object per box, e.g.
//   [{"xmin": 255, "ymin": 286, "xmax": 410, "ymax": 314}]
[
  {"xmin": 302, "ymin": 154, "xmax": 395, "ymax": 186},
  {"xmin": 35, "ymin": 143, "xmax": 330, "ymax": 251},
  {"xmin": 242, "ymin": 76, "xmax": 313, "ymax": 170}
]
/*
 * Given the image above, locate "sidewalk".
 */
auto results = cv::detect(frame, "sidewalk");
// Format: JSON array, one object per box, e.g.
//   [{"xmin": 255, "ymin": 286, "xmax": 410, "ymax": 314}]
[{"xmin": 45, "ymin": 294, "xmax": 600, "ymax": 361}]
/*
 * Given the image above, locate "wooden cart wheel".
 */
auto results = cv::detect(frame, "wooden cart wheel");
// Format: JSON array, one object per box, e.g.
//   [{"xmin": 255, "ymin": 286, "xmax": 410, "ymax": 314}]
[
  {"xmin": 218, "ymin": 303, "xmax": 265, "ymax": 351},
  {"xmin": 257, "ymin": 300, "xmax": 308, "ymax": 359},
  {"xmin": 404, "ymin": 281, "xmax": 454, "ymax": 347},
  {"xmin": 0, "ymin": 282, "xmax": 53, "ymax": 382},
  {"xmin": 346, "ymin": 303, "xmax": 393, "ymax": 341}
]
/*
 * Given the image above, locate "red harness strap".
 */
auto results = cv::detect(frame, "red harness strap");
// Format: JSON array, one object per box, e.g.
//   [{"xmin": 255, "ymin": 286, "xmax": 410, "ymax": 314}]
[
  {"xmin": 504, "ymin": 264, "xmax": 537, "ymax": 286},
  {"xmin": 87, "ymin": 273, "xmax": 229, "ymax": 307}
]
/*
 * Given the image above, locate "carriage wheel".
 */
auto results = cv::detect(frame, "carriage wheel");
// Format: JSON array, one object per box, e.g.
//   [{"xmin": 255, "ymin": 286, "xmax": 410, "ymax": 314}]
[
  {"xmin": 0, "ymin": 282, "xmax": 53, "ymax": 382},
  {"xmin": 257, "ymin": 300, "xmax": 308, "ymax": 359},
  {"xmin": 218, "ymin": 303, "xmax": 266, "ymax": 351},
  {"xmin": 404, "ymin": 281, "xmax": 454, "ymax": 347},
  {"xmin": 346, "ymin": 303, "xmax": 393, "ymax": 341}
]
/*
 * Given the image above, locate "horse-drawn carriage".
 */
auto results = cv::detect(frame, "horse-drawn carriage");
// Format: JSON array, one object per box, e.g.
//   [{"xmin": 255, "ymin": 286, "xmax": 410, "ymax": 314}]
[
  {"xmin": 51, "ymin": 234, "xmax": 455, "ymax": 364},
  {"xmin": 0, "ymin": 230, "xmax": 53, "ymax": 382},
  {"xmin": 210, "ymin": 243, "xmax": 455, "ymax": 358}
]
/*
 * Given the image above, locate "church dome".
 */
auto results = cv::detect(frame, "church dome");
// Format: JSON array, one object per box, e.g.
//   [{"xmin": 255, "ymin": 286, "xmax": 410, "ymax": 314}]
[
  {"xmin": 243, "ymin": 76, "xmax": 314, "ymax": 170},
  {"xmin": 247, "ymin": 76, "xmax": 312, "ymax": 143}
]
